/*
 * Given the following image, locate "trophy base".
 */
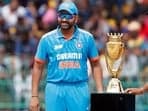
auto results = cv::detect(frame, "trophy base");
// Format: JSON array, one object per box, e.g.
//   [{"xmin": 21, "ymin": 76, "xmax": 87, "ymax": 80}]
[{"xmin": 106, "ymin": 78, "xmax": 124, "ymax": 93}]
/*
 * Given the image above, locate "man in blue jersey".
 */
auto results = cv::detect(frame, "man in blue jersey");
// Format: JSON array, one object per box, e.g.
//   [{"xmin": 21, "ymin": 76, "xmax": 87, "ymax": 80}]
[{"xmin": 30, "ymin": 1, "xmax": 103, "ymax": 111}]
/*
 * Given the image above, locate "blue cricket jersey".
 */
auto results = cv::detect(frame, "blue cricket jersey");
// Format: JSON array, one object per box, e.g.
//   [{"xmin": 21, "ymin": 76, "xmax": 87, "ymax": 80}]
[{"xmin": 35, "ymin": 26, "xmax": 99, "ymax": 83}]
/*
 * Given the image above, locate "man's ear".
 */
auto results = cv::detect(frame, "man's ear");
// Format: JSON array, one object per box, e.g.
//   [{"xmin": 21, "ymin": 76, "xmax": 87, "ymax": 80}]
[{"xmin": 74, "ymin": 15, "xmax": 79, "ymax": 23}]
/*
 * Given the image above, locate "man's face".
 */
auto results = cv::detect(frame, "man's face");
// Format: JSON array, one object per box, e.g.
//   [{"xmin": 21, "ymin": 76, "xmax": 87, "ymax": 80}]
[{"xmin": 57, "ymin": 11, "xmax": 77, "ymax": 30}]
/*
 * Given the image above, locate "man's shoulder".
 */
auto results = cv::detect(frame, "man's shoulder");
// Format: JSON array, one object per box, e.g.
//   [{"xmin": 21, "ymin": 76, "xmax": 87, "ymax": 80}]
[
  {"xmin": 78, "ymin": 28, "xmax": 93, "ymax": 37},
  {"xmin": 41, "ymin": 29, "xmax": 58, "ymax": 39}
]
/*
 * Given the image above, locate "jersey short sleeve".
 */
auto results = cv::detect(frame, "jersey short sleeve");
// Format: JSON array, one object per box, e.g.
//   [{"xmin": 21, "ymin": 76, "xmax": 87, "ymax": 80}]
[
  {"xmin": 35, "ymin": 37, "xmax": 48, "ymax": 62},
  {"xmin": 87, "ymin": 35, "xmax": 98, "ymax": 58}
]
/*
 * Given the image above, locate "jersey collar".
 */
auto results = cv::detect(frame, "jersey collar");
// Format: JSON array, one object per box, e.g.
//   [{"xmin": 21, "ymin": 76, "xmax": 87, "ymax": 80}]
[{"xmin": 56, "ymin": 25, "xmax": 79, "ymax": 39}]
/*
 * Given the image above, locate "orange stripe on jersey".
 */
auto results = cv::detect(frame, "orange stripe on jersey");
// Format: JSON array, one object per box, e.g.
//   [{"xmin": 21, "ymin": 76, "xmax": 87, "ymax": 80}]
[
  {"xmin": 89, "ymin": 56, "xmax": 99, "ymax": 62},
  {"xmin": 34, "ymin": 57, "xmax": 45, "ymax": 64}
]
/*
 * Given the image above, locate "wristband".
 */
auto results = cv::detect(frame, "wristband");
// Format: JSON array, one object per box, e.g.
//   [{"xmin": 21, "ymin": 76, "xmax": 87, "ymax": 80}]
[{"xmin": 32, "ymin": 96, "xmax": 38, "ymax": 97}]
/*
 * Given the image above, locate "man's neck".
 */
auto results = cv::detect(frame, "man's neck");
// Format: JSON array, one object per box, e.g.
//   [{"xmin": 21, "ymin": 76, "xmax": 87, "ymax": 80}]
[{"xmin": 61, "ymin": 27, "xmax": 75, "ymax": 40}]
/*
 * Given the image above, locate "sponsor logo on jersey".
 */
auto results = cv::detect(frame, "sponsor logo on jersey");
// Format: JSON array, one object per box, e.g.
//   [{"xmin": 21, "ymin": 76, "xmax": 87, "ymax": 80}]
[
  {"xmin": 59, "ymin": 61, "xmax": 80, "ymax": 69},
  {"xmin": 56, "ymin": 52, "xmax": 82, "ymax": 69},
  {"xmin": 56, "ymin": 53, "xmax": 82, "ymax": 60}
]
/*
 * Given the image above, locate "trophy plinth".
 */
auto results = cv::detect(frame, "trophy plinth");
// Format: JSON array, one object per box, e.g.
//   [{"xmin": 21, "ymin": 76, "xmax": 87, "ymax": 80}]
[{"xmin": 105, "ymin": 33, "xmax": 124, "ymax": 93}]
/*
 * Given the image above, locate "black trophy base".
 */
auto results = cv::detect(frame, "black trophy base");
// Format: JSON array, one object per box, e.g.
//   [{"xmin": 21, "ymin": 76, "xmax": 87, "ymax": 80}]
[{"xmin": 91, "ymin": 93, "xmax": 135, "ymax": 111}]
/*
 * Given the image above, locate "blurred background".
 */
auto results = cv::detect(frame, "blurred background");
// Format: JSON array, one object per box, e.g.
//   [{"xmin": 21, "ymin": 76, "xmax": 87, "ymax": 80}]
[{"xmin": 0, "ymin": 0, "xmax": 147, "ymax": 111}]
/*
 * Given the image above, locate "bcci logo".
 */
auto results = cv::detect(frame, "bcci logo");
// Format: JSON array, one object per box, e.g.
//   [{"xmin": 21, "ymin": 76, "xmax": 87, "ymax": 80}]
[{"xmin": 76, "ymin": 41, "xmax": 82, "ymax": 49}]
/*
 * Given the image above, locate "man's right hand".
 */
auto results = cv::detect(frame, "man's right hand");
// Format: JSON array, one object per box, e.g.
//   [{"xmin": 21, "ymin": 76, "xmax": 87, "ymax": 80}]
[{"xmin": 30, "ymin": 97, "xmax": 40, "ymax": 111}]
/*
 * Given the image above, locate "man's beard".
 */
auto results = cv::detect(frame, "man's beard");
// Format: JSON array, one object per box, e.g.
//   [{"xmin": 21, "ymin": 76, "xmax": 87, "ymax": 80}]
[{"xmin": 59, "ymin": 21, "xmax": 74, "ymax": 30}]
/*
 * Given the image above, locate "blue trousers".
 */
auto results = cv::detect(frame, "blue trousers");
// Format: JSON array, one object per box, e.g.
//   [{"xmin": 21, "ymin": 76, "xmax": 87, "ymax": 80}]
[{"xmin": 45, "ymin": 82, "xmax": 90, "ymax": 111}]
